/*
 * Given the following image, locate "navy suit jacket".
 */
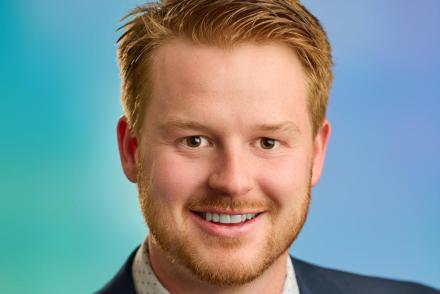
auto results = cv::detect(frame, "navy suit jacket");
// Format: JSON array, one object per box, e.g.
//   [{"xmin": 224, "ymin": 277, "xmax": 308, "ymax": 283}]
[{"xmin": 96, "ymin": 247, "xmax": 439, "ymax": 294}]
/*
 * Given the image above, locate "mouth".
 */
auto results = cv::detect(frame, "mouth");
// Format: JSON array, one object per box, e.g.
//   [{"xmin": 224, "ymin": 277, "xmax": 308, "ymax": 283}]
[
  {"xmin": 192, "ymin": 211, "xmax": 261, "ymax": 225},
  {"xmin": 189, "ymin": 210, "xmax": 265, "ymax": 238}
]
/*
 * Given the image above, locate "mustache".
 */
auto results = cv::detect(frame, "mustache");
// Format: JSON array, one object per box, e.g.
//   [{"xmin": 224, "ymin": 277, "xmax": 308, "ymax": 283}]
[{"xmin": 186, "ymin": 196, "xmax": 275, "ymax": 212}]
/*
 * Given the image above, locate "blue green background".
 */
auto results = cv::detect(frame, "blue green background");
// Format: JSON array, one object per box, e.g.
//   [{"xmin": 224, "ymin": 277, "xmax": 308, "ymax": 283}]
[{"xmin": 1, "ymin": 0, "xmax": 439, "ymax": 293}]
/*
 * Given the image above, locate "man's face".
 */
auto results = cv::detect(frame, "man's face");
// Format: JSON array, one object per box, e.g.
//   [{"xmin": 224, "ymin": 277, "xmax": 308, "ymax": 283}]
[{"xmin": 136, "ymin": 40, "xmax": 320, "ymax": 286}]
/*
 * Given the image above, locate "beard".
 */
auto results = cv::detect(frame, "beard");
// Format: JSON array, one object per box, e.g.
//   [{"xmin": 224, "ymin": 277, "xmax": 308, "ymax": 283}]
[{"xmin": 136, "ymin": 158, "xmax": 311, "ymax": 287}]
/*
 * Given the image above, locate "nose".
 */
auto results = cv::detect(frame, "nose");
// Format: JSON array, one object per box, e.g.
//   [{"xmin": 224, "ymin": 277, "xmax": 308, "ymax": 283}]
[{"xmin": 207, "ymin": 146, "xmax": 253, "ymax": 196}]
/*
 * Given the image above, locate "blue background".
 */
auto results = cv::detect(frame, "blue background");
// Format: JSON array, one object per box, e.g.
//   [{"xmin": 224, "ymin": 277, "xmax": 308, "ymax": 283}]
[{"xmin": 1, "ymin": 0, "xmax": 439, "ymax": 293}]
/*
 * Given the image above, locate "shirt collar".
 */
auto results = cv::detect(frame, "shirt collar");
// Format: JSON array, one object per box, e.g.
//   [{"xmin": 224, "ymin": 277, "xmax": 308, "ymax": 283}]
[
  {"xmin": 132, "ymin": 240, "xmax": 169, "ymax": 294},
  {"xmin": 132, "ymin": 239, "xmax": 300, "ymax": 294}
]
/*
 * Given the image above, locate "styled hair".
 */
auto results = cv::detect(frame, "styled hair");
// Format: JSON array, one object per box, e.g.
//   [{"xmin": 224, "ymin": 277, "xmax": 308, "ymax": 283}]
[{"xmin": 117, "ymin": 0, "xmax": 333, "ymax": 137}]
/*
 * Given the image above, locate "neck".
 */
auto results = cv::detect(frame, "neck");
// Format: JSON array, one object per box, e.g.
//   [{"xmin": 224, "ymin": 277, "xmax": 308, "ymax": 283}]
[{"xmin": 147, "ymin": 236, "xmax": 288, "ymax": 294}]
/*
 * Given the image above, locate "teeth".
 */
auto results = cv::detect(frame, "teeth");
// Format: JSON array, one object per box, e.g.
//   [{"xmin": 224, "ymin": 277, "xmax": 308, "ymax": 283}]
[
  {"xmin": 219, "ymin": 214, "xmax": 230, "ymax": 223},
  {"xmin": 230, "ymin": 215, "xmax": 242, "ymax": 224},
  {"xmin": 212, "ymin": 213, "xmax": 219, "ymax": 222},
  {"xmin": 203, "ymin": 212, "xmax": 257, "ymax": 224}
]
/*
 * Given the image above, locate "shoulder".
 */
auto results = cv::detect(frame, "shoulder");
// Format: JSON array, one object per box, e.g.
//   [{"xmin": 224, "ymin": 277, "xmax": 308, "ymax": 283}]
[
  {"xmin": 291, "ymin": 256, "xmax": 439, "ymax": 294},
  {"xmin": 95, "ymin": 247, "xmax": 138, "ymax": 294}
]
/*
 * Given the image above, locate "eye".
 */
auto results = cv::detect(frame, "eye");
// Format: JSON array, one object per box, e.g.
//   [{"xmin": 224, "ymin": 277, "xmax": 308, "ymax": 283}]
[
  {"xmin": 182, "ymin": 136, "xmax": 210, "ymax": 148},
  {"xmin": 259, "ymin": 137, "xmax": 279, "ymax": 149}
]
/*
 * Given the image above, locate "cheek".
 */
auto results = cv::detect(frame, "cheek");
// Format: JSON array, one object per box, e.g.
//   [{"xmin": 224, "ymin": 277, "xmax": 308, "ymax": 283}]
[
  {"xmin": 256, "ymin": 154, "xmax": 311, "ymax": 206},
  {"xmin": 150, "ymin": 153, "xmax": 208, "ymax": 205}
]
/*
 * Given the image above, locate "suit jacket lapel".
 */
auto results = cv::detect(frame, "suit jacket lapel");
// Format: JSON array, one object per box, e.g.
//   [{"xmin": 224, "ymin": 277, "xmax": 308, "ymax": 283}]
[
  {"xmin": 291, "ymin": 257, "xmax": 342, "ymax": 294},
  {"xmin": 96, "ymin": 247, "xmax": 137, "ymax": 294}
]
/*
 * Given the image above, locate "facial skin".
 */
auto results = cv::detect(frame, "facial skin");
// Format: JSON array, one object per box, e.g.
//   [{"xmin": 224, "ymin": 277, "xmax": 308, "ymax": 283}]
[{"xmin": 117, "ymin": 39, "xmax": 331, "ymax": 293}]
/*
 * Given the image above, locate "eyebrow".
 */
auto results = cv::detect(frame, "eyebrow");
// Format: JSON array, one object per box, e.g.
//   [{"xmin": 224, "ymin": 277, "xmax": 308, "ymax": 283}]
[
  {"xmin": 254, "ymin": 122, "xmax": 301, "ymax": 134},
  {"xmin": 158, "ymin": 119, "xmax": 301, "ymax": 135},
  {"xmin": 158, "ymin": 119, "xmax": 212, "ymax": 134}
]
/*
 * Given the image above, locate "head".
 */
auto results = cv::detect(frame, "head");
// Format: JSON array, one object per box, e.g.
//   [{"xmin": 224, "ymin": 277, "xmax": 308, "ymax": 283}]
[{"xmin": 116, "ymin": 0, "xmax": 332, "ymax": 287}]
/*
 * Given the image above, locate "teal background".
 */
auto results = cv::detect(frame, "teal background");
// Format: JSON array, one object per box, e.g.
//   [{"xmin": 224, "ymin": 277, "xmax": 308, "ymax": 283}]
[{"xmin": 1, "ymin": 0, "xmax": 439, "ymax": 293}]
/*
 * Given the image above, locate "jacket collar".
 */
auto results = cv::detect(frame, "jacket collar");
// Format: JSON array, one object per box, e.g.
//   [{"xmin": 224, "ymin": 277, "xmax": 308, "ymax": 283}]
[
  {"xmin": 292, "ymin": 257, "xmax": 342, "ymax": 294},
  {"xmin": 96, "ymin": 247, "xmax": 137, "ymax": 294}
]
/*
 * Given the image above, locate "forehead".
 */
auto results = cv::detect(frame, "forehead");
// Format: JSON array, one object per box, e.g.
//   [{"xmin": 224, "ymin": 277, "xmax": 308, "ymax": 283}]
[
  {"xmin": 146, "ymin": 39, "xmax": 309, "ymax": 132},
  {"xmin": 151, "ymin": 39, "xmax": 305, "ymax": 93}
]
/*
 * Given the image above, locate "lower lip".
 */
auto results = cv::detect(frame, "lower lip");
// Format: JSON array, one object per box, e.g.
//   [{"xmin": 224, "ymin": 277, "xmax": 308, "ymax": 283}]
[{"xmin": 190, "ymin": 211, "xmax": 263, "ymax": 238}]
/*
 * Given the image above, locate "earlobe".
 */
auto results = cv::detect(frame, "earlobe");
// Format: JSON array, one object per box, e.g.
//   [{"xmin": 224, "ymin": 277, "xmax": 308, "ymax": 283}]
[
  {"xmin": 117, "ymin": 116, "xmax": 139, "ymax": 183},
  {"xmin": 311, "ymin": 120, "xmax": 331, "ymax": 187}
]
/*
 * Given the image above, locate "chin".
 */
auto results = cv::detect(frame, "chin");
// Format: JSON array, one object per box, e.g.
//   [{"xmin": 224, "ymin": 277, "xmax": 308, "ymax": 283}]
[
  {"xmin": 169, "ymin": 230, "xmax": 284, "ymax": 286},
  {"xmin": 201, "ymin": 240, "xmax": 261, "ymax": 263}
]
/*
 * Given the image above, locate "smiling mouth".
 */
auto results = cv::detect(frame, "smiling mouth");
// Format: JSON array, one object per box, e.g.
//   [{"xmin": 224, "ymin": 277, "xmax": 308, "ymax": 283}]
[{"xmin": 192, "ymin": 211, "xmax": 262, "ymax": 225}]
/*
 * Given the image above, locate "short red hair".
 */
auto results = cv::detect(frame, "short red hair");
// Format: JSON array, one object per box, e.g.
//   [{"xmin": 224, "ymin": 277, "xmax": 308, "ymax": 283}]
[{"xmin": 117, "ymin": 0, "xmax": 333, "ymax": 137}]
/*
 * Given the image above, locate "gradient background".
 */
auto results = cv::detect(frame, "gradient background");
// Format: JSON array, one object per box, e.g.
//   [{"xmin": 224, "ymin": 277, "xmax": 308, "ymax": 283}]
[{"xmin": 1, "ymin": 0, "xmax": 439, "ymax": 293}]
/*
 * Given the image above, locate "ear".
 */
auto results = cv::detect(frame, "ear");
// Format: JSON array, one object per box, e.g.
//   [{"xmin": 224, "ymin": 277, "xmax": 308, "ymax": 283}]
[
  {"xmin": 311, "ymin": 119, "xmax": 331, "ymax": 187},
  {"xmin": 117, "ymin": 116, "xmax": 139, "ymax": 183}
]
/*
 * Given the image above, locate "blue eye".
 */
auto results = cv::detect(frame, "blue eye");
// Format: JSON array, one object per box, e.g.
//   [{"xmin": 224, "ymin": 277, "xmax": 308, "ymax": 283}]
[{"xmin": 259, "ymin": 137, "xmax": 278, "ymax": 149}]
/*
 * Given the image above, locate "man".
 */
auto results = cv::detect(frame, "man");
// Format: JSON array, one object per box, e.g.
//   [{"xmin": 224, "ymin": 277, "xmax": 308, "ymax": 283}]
[{"xmin": 98, "ymin": 0, "xmax": 438, "ymax": 293}]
